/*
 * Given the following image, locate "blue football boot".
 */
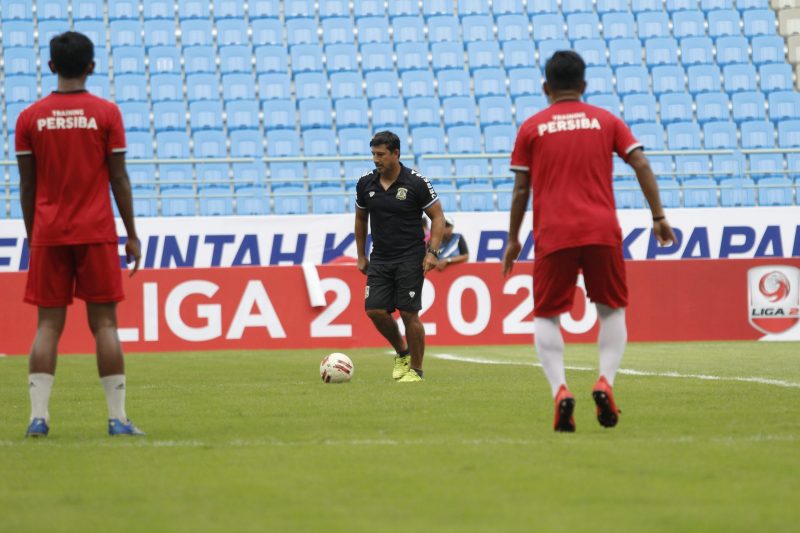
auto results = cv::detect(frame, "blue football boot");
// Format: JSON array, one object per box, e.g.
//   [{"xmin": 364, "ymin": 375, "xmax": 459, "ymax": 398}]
[
  {"xmin": 25, "ymin": 418, "xmax": 49, "ymax": 438},
  {"xmin": 108, "ymin": 419, "xmax": 146, "ymax": 436}
]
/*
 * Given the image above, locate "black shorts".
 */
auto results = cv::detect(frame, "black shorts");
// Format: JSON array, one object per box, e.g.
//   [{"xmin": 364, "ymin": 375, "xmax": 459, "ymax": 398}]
[{"xmin": 365, "ymin": 260, "xmax": 424, "ymax": 312}]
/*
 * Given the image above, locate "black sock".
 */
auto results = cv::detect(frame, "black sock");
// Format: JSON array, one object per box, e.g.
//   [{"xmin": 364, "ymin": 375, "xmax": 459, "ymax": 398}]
[
  {"xmin": 397, "ymin": 348, "xmax": 410, "ymax": 357},
  {"xmin": 411, "ymin": 368, "xmax": 423, "ymax": 378}
]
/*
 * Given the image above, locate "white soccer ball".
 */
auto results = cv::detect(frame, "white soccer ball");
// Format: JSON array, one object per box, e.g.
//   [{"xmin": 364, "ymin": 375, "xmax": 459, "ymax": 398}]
[{"xmin": 320, "ymin": 353, "xmax": 354, "ymax": 383}]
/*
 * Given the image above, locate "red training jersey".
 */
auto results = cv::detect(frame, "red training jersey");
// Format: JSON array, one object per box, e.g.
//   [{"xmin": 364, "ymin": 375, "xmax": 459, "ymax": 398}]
[
  {"xmin": 15, "ymin": 91, "xmax": 127, "ymax": 246},
  {"xmin": 510, "ymin": 100, "xmax": 641, "ymax": 258}
]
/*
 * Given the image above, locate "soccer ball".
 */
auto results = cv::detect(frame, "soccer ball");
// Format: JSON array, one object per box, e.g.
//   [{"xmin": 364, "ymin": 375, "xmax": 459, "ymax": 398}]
[{"xmin": 320, "ymin": 353, "xmax": 354, "ymax": 383}]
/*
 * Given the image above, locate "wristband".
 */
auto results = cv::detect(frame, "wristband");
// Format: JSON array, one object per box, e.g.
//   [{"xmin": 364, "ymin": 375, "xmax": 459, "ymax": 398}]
[
  {"xmin": 652, "ymin": 215, "xmax": 666, "ymax": 222},
  {"xmin": 427, "ymin": 247, "xmax": 440, "ymax": 259}
]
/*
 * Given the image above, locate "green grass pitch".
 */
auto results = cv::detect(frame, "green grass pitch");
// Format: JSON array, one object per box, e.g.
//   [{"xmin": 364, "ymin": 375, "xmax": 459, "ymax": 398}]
[{"xmin": 1, "ymin": 341, "xmax": 799, "ymax": 532}]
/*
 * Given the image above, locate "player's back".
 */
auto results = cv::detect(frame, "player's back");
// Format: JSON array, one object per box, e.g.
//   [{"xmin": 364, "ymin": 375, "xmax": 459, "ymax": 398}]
[{"xmin": 16, "ymin": 91, "xmax": 126, "ymax": 245}]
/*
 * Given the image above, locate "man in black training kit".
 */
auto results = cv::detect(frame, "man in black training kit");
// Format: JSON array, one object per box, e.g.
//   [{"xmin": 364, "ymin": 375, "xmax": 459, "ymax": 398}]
[{"xmin": 355, "ymin": 131, "xmax": 445, "ymax": 382}]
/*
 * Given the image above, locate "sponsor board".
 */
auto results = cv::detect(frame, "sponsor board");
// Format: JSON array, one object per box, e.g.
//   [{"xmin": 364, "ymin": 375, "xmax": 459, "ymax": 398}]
[{"xmin": 748, "ymin": 265, "xmax": 800, "ymax": 340}]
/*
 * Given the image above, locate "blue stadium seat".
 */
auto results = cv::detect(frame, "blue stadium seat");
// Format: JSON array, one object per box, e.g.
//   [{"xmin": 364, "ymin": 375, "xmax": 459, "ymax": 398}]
[
  {"xmin": 675, "ymin": 155, "xmax": 709, "ymax": 181},
  {"xmin": 458, "ymin": 183, "xmax": 494, "ymax": 211},
  {"xmin": 87, "ymin": 75, "xmax": 111, "ymax": 99},
  {"xmin": 109, "ymin": 20, "xmax": 141, "ymax": 47},
  {"xmin": 462, "ymin": 15, "xmax": 494, "ymax": 42},
  {"xmin": 660, "ymin": 93, "xmax": 694, "ymax": 124},
  {"xmin": 290, "ymin": 44, "xmax": 324, "ymax": 72},
  {"xmin": 354, "ymin": 0, "xmax": 384, "ymax": 17},
  {"xmin": 338, "ymin": 128, "xmax": 370, "ymax": 155},
  {"xmin": 656, "ymin": 177, "xmax": 682, "ymax": 208},
  {"xmin": 741, "ymin": 120, "xmax": 775, "ymax": 149},
  {"xmin": 217, "ymin": 19, "xmax": 249, "ymax": 46},
  {"xmin": 459, "ymin": 0, "xmax": 490, "ymax": 16},
  {"xmin": 213, "ymin": 0, "xmax": 245, "ymax": 18},
  {"xmin": 372, "ymin": 98, "xmax": 405, "ymax": 128},
  {"xmin": 270, "ymin": 160, "xmax": 305, "ymax": 186},
  {"xmin": 479, "ymin": 96, "xmax": 514, "ymax": 126},
  {"xmin": 703, "ymin": 121, "xmax": 737, "ymax": 149},
  {"xmin": 39, "ymin": 20, "xmax": 70, "ymax": 45},
  {"xmin": 443, "ymin": 96, "xmax": 477, "ymax": 127},
  {"xmin": 731, "ymin": 91, "xmax": 766, "ymax": 122},
  {"xmin": 393, "ymin": 17, "xmax": 426, "ymax": 43},
  {"xmin": 636, "ymin": 12, "xmax": 670, "ymax": 39},
  {"xmin": 251, "ymin": 19, "xmax": 283, "ymax": 46},
  {"xmin": 288, "ymin": 18, "xmax": 320, "ymax": 45},
  {"xmin": 679, "ymin": 37, "xmax": 714, "ymax": 66},
  {"xmin": 389, "ymin": 0, "xmax": 420, "ymax": 15},
  {"xmin": 151, "ymin": 73, "xmax": 183, "ymax": 102},
  {"xmin": 497, "ymin": 15, "xmax": 530, "ymax": 41},
  {"xmin": 299, "ymin": 99, "xmax": 334, "ymax": 130},
  {"xmin": 396, "ymin": 42, "xmax": 429, "ymax": 72},
  {"xmin": 153, "ymin": 101, "xmax": 186, "ymax": 132},
  {"xmin": 255, "ymin": 46, "xmax": 288, "ymax": 73},
  {"xmin": 768, "ymin": 92, "xmax": 800, "ymax": 122},
  {"xmin": 431, "ymin": 42, "xmax": 464, "ymax": 71},
  {"xmin": 749, "ymin": 154, "xmax": 784, "ymax": 181},
  {"xmin": 708, "ymin": 10, "xmax": 742, "ymax": 37},
  {"xmin": 189, "ymin": 101, "xmax": 223, "ymax": 131},
  {"xmin": 743, "ymin": 9, "xmax": 776, "ymax": 37},
  {"xmin": 613, "ymin": 177, "xmax": 645, "ymax": 209},
  {"xmin": 631, "ymin": 122, "xmax": 666, "ymax": 150},
  {"xmin": 760, "ymin": 64, "xmax": 793, "ymax": 92},
  {"xmin": 361, "ymin": 43, "xmax": 394, "ymax": 72},
  {"xmin": 307, "ymin": 162, "xmax": 342, "ymax": 187},
  {"xmin": 159, "ymin": 187, "xmax": 195, "ymax": 217},
  {"xmin": 198, "ymin": 186, "xmax": 234, "ymax": 216},
  {"xmin": 608, "ymin": 38, "xmax": 642, "ymax": 67},
  {"xmin": 159, "ymin": 165, "xmax": 193, "ymax": 188},
  {"xmin": 423, "ymin": 0, "xmax": 453, "ymax": 17},
  {"xmin": 143, "ymin": 0, "xmax": 173, "ymax": 19},
  {"xmin": 437, "ymin": 70, "xmax": 471, "ymax": 98},
  {"xmin": 284, "ymin": 0, "xmax": 314, "ymax": 18},
  {"xmin": 696, "ymin": 93, "xmax": 731, "ymax": 124},
  {"xmin": 180, "ymin": 20, "xmax": 213, "ymax": 46},
  {"xmin": 428, "ymin": 16, "xmax": 461, "ymax": 42},
  {"xmin": 224, "ymin": 100, "xmax": 259, "ymax": 131},
  {"xmin": 194, "ymin": 130, "xmax": 227, "ymax": 158},
  {"xmin": 41, "ymin": 74, "xmax": 57, "ymax": 96},
  {"xmin": 184, "ymin": 46, "xmax": 215, "ymax": 73},
  {"xmin": 527, "ymin": 0, "xmax": 558, "ymax": 13},
  {"xmin": 144, "ymin": 47, "xmax": 178, "ymax": 75},
  {"xmin": 197, "ymin": 164, "xmax": 229, "ymax": 186},
  {"xmin": 127, "ymin": 132, "xmax": 155, "ymax": 159},
  {"xmin": 329, "ymin": 72, "xmax": 364, "ymax": 99},
  {"xmin": 326, "ymin": 44, "xmax": 360, "ymax": 72},
  {"xmin": 412, "ymin": 127, "xmax": 446, "ymax": 154},
  {"xmin": 719, "ymin": 177, "xmax": 756, "ymax": 207},
  {"xmin": 652, "ymin": 65, "xmax": 686, "ymax": 95},
  {"xmin": 295, "ymin": 72, "xmax": 328, "ymax": 99},
  {"xmin": 562, "ymin": 0, "xmax": 593, "ymax": 13},
  {"xmin": 184, "ymin": 73, "xmax": 217, "ymax": 102},
  {"xmin": 712, "ymin": 152, "xmax": 746, "ymax": 179},
  {"xmin": 701, "ymin": 0, "xmax": 733, "ymax": 8},
  {"xmin": 683, "ymin": 178, "xmax": 718, "ymax": 208},
  {"xmin": 532, "ymin": 14, "xmax": 566, "ymax": 40},
  {"xmin": 467, "ymin": 41, "xmax": 502, "ymax": 70},
  {"xmin": 4, "ymin": 76, "xmax": 36, "ymax": 103},
  {"xmin": 667, "ymin": 122, "xmax": 702, "ymax": 150},
  {"xmin": 645, "ymin": 37, "xmax": 679, "ymax": 66},
  {"xmin": 233, "ymin": 162, "xmax": 266, "ymax": 187},
  {"xmin": 114, "ymin": 74, "xmax": 148, "ymax": 102},
  {"xmin": 602, "ymin": 13, "xmax": 635, "ymax": 39},
  {"xmin": 495, "ymin": 181, "xmax": 513, "ymax": 210},
  {"xmin": 112, "ymin": 46, "xmax": 145, "ymax": 74},
  {"xmin": 448, "ymin": 125, "xmax": 482, "ymax": 154},
  {"xmin": 673, "ymin": 10, "xmax": 705, "ymax": 38},
  {"xmin": 419, "ymin": 159, "xmax": 452, "ymax": 182},
  {"xmin": 262, "ymin": 99, "xmax": 296, "ymax": 130},
  {"xmin": 3, "ymin": 48, "xmax": 35, "ymax": 75},
  {"xmin": 179, "ymin": 0, "xmax": 209, "ymax": 19},
  {"xmin": 716, "ymin": 36, "xmax": 750, "ymax": 65},
  {"xmin": 616, "ymin": 66, "xmax": 650, "ymax": 95},
  {"xmin": 320, "ymin": 17, "xmax": 355, "ymax": 44},
  {"xmin": 273, "ymin": 185, "xmax": 308, "ymax": 215},
  {"xmin": 484, "ymin": 124, "xmax": 516, "ymax": 154},
  {"xmin": 508, "ymin": 68, "xmax": 543, "ymax": 97},
  {"xmin": 587, "ymin": 94, "xmax": 622, "ymax": 116},
  {"xmin": 402, "ymin": 70, "xmax": 437, "ymax": 99},
  {"xmin": 131, "ymin": 189, "xmax": 159, "ymax": 217},
  {"xmin": 267, "ymin": 130, "xmax": 302, "ymax": 158},
  {"xmin": 311, "ymin": 186, "xmax": 346, "ymax": 214},
  {"xmin": 433, "ymin": 182, "xmax": 458, "ymax": 212},
  {"xmin": 334, "ymin": 99, "xmax": 369, "ymax": 128},
  {"xmin": 38, "ymin": 0, "xmax": 68, "ymax": 20},
  {"xmin": 758, "ymin": 177, "xmax": 793, "ymax": 206},
  {"xmin": 752, "ymin": 36, "xmax": 786, "ymax": 65},
  {"xmin": 737, "ymin": 0, "xmax": 769, "ymax": 8},
  {"xmin": 319, "ymin": 0, "xmax": 348, "ymax": 17},
  {"xmin": 778, "ymin": 120, "xmax": 800, "ymax": 148},
  {"xmin": 567, "ymin": 13, "xmax": 600, "ymax": 40},
  {"xmin": 538, "ymin": 39, "xmax": 571, "ymax": 65},
  {"xmin": 365, "ymin": 71, "xmax": 400, "ymax": 100},
  {"xmin": 474, "ymin": 68, "xmax": 507, "ymax": 97},
  {"xmin": 4, "ymin": 102, "xmax": 27, "ymax": 132},
  {"xmin": 128, "ymin": 164, "xmax": 156, "ymax": 188},
  {"xmin": 575, "ymin": 39, "xmax": 609, "ymax": 67},
  {"xmin": 219, "ymin": 46, "xmax": 252, "ymax": 74},
  {"xmin": 408, "ymin": 97, "xmax": 441, "ymax": 127},
  {"xmin": 585, "ymin": 66, "xmax": 615, "ymax": 95},
  {"xmin": 515, "ymin": 95, "xmax": 549, "ymax": 123},
  {"xmin": 687, "ymin": 64, "xmax": 722, "ymax": 94},
  {"xmin": 2, "ymin": 0, "xmax": 31, "ymax": 19},
  {"xmin": 623, "ymin": 93, "xmax": 657, "ymax": 123},
  {"xmin": 144, "ymin": 19, "xmax": 176, "ymax": 47},
  {"xmin": 231, "ymin": 130, "xmax": 264, "ymax": 158},
  {"xmin": 156, "ymin": 132, "xmax": 191, "ymax": 159},
  {"xmin": 258, "ymin": 73, "xmax": 291, "ymax": 100}
]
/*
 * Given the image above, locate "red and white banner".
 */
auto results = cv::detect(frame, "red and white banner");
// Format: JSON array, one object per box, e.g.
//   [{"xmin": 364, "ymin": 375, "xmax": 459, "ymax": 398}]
[{"xmin": 1, "ymin": 258, "xmax": 798, "ymax": 355}]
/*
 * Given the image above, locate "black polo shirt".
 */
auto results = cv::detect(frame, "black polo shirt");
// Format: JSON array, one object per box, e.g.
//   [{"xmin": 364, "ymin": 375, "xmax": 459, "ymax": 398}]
[{"xmin": 355, "ymin": 164, "xmax": 439, "ymax": 264}]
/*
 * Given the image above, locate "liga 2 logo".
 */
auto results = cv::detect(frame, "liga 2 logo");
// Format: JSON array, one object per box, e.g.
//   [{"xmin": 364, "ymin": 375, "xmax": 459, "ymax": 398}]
[{"xmin": 748, "ymin": 266, "xmax": 800, "ymax": 335}]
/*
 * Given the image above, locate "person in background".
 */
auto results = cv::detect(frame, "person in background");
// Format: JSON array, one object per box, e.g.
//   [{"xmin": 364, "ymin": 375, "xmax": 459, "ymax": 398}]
[{"xmin": 435, "ymin": 216, "xmax": 469, "ymax": 271}]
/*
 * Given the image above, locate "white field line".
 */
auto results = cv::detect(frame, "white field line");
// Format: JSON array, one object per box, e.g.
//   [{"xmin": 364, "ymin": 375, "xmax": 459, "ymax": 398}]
[
  {"xmin": 432, "ymin": 353, "xmax": 800, "ymax": 390},
  {"xmin": 1, "ymin": 434, "xmax": 798, "ymax": 449}
]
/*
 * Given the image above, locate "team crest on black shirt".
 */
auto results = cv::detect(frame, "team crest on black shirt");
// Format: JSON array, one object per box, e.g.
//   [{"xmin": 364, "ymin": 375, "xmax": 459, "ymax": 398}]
[{"xmin": 396, "ymin": 188, "xmax": 408, "ymax": 200}]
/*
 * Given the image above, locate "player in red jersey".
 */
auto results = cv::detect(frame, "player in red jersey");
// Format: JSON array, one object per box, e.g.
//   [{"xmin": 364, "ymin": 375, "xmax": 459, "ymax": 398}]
[
  {"xmin": 502, "ymin": 51, "xmax": 677, "ymax": 432},
  {"xmin": 16, "ymin": 32, "xmax": 144, "ymax": 437}
]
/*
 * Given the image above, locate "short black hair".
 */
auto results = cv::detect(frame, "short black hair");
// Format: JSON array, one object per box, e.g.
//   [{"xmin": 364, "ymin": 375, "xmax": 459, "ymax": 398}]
[
  {"xmin": 370, "ymin": 131, "xmax": 401, "ymax": 153},
  {"xmin": 545, "ymin": 51, "xmax": 586, "ymax": 92},
  {"xmin": 50, "ymin": 32, "xmax": 94, "ymax": 79}
]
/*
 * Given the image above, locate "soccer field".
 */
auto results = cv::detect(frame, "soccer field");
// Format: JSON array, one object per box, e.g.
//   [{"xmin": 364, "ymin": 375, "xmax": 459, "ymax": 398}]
[{"xmin": 1, "ymin": 341, "xmax": 799, "ymax": 532}]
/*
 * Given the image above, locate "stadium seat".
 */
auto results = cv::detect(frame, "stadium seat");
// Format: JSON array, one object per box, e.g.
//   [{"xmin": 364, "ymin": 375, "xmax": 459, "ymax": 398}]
[
  {"xmin": 462, "ymin": 15, "xmax": 494, "ymax": 42},
  {"xmin": 159, "ymin": 165, "xmax": 194, "ymax": 189},
  {"xmin": 38, "ymin": 0, "xmax": 68, "ymax": 20},
  {"xmin": 402, "ymin": 70, "xmax": 437, "ymax": 99},
  {"xmin": 180, "ymin": 20, "xmax": 213, "ymax": 47},
  {"xmin": 616, "ymin": 66, "xmax": 650, "ymax": 95},
  {"xmin": 431, "ymin": 42, "xmax": 465, "ymax": 71},
  {"xmin": 497, "ymin": 15, "xmax": 531, "ymax": 41},
  {"xmin": 687, "ymin": 64, "xmax": 722, "ymax": 94},
  {"xmin": 193, "ymin": 130, "xmax": 227, "ymax": 158},
  {"xmin": 652, "ymin": 66, "xmax": 686, "ymax": 95},
  {"xmin": 408, "ymin": 97, "xmax": 442, "ymax": 128},
  {"xmin": 720, "ymin": 177, "xmax": 757, "ymax": 207},
  {"xmin": 335, "ymin": 99, "xmax": 370, "ymax": 128},
  {"xmin": 680, "ymin": 37, "xmax": 714, "ymax": 66},
  {"xmin": 396, "ymin": 43, "xmax": 429, "ymax": 72},
  {"xmin": 675, "ymin": 154, "xmax": 709, "ymax": 180},
  {"xmin": 329, "ymin": 72, "xmax": 364, "ymax": 99},
  {"xmin": 132, "ymin": 189, "xmax": 159, "ymax": 217},
  {"xmin": 428, "ymin": 16, "xmax": 461, "ymax": 42},
  {"xmin": 749, "ymin": 154, "xmax": 784, "ymax": 180},
  {"xmin": 299, "ymin": 99, "xmax": 334, "ymax": 130},
  {"xmin": 311, "ymin": 186, "xmax": 347, "ymax": 214},
  {"xmin": 467, "ymin": 41, "xmax": 502, "ymax": 70},
  {"xmin": 532, "ymin": 14, "xmax": 566, "ymax": 40},
  {"xmin": 365, "ymin": 71, "xmax": 400, "ymax": 100},
  {"xmin": 608, "ymin": 39, "xmax": 641, "ymax": 67},
  {"xmin": 303, "ymin": 129, "xmax": 337, "ymax": 157},
  {"xmin": 189, "ymin": 101, "xmax": 223, "ymax": 131},
  {"xmin": 768, "ymin": 91, "xmax": 800, "ymax": 122},
  {"xmin": 740, "ymin": 120, "xmax": 775, "ymax": 149},
  {"xmin": 2, "ymin": 48, "xmax": 35, "ymax": 75},
  {"xmin": 479, "ymin": 96, "xmax": 513, "ymax": 127},
  {"xmin": 723, "ymin": 64, "xmax": 758, "ymax": 93},
  {"xmin": 285, "ymin": 18, "xmax": 319, "ymax": 46},
  {"xmin": 157, "ymin": 132, "xmax": 191, "ymax": 159},
  {"xmin": 387, "ymin": 0, "xmax": 420, "ymax": 17},
  {"xmin": 338, "ymin": 128, "xmax": 371, "ymax": 155},
  {"xmin": 72, "ymin": 0, "xmax": 103, "ymax": 19},
  {"xmin": 307, "ymin": 161, "xmax": 342, "ymax": 186},
  {"xmin": 40, "ymin": 20, "xmax": 70, "ymax": 45},
  {"xmin": 495, "ymin": 181, "xmax": 513, "ymax": 210},
  {"xmin": 224, "ymin": 100, "xmax": 259, "ymax": 132},
  {"xmin": 127, "ymin": 132, "xmax": 155, "ymax": 159},
  {"xmin": 412, "ymin": 127, "xmax": 446, "ymax": 156},
  {"xmin": 323, "ymin": 44, "xmax": 358, "ymax": 73},
  {"xmin": 128, "ymin": 164, "xmax": 156, "ymax": 189},
  {"xmin": 197, "ymin": 164, "xmax": 230, "ymax": 186},
  {"xmin": 760, "ymin": 64, "xmax": 793, "ymax": 92},
  {"xmin": 159, "ymin": 187, "xmax": 196, "ymax": 217},
  {"xmin": 251, "ymin": 19, "xmax": 283, "ymax": 46},
  {"xmin": 758, "ymin": 177, "xmax": 793, "ymax": 206},
  {"xmin": 448, "ymin": 125, "xmax": 482, "ymax": 154},
  {"xmin": 587, "ymin": 94, "xmax": 622, "ymax": 116},
  {"xmin": 442, "ymin": 96, "xmax": 477, "ymax": 127},
  {"xmin": 538, "ymin": 39, "xmax": 572, "ymax": 65},
  {"xmin": 255, "ymin": 46, "xmax": 288, "ymax": 73},
  {"xmin": 434, "ymin": 182, "xmax": 458, "ymax": 212},
  {"xmin": 527, "ymin": 0, "xmax": 559, "ymax": 14},
  {"xmin": 361, "ymin": 43, "xmax": 394, "ymax": 72},
  {"xmin": 143, "ymin": 0, "xmax": 173, "ymax": 19},
  {"xmin": 508, "ymin": 68, "xmax": 543, "ymax": 97},
  {"xmin": 4, "ymin": 102, "xmax": 26, "ymax": 132},
  {"xmin": 632, "ymin": 122, "xmax": 666, "ymax": 150},
  {"xmin": 112, "ymin": 46, "xmax": 146, "ymax": 74},
  {"xmin": 217, "ymin": 19, "xmax": 248, "ymax": 46},
  {"xmin": 295, "ymin": 72, "xmax": 328, "ymax": 100},
  {"xmin": 602, "ymin": 13, "xmax": 635, "ymax": 39},
  {"xmin": 119, "ymin": 102, "xmax": 150, "ymax": 133},
  {"xmin": 87, "ymin": 75, "xmax": 110, "ymax": 99},
  {"xmin": 567, "ymin": 13, "xmax": 600, "ymax": 40},
  {"xmin": 731, "ymin": 91, "xmax": 766, "ymax": 122},
  {"xmin": 150, "ymin": 74, "xmax": 182, "ymax": 102},
  {"xmin": 484, "ymin": 124, "xmax": 516, "ymax": 154},
  {"xmin": 695, "ymin": 93, "xmax": 731, "ymax": 124},
  {"xmin": 743, "ymin": 9, "xmax": 776, "ymax": 37},
  {"xmin": 393, "ymin": 17, "xmax": 426, "ymax": 43},
  {"xmin": 144, "ymin": 19, "xmax": 176, "ymax": 47},
  {"xmin": 4, "ymin": 76, "xmax": 37, "ymax": 103},
  {"xmin": 648, "ymin": 156, "xmax": 674, "ymax": 178},
  {"xmin": 108, "ymin": 0, "xmax": 138, "ymax": 20},
  {"xmin": 751, "ymin": 36, "xmax": 786, "ymax": 65},
  {"xmin": 273, "ymin": 185, "xmax": 309, "ymax": 215},
  {"xmin": 657, "ymin": 177, "xmax": 682, "ymax": 208},
  {"xmin": 218, "ymin": 46, "xmax": 252, "ymax": 74},
  {"xmin": 660, "ymin": 93, "xmax": 694, "ymax": 124},
  {"xmin": 708, "ymin": 10, "xmax": 742, "ymax": 38},
  {"xmin": 474, "ymin": 69, "xmax": 508, "ymax": 97},
  {"xmin": 712, "ymin": 153, "xmax": 746, "ymax": 180},
  {"xmin": 419, "ymin": 159, "xmax": 452, "ymax": 182},
  {"xmin": 515, "ymin": 95, "xmax": 548, "ymax": 123},
  {"xmin": 667, "ymin": 122, "xmax": 702, "ymax": 150},
  {"xmin": 354, "ymin": 0, "xmax": 384, "ymax": 16},
  {"xmin": 673, "ymin": 10, "xmax": 705, "ymax": 38},
  {"xmin": 372, "ymin": 98, "xmax": 406, "ymax": 128},
  {"xmin": 267, "ymin": 130, "xmax": 301, "ymax": 157},
  {"xmin": 198, "ymin": 187, "xmax": 234, "ymax": 216},
  {"xmin": 233, "ymin": 162, "xmax": 266, "ymax": 187},
  {"xmin": 146, "ymin": 46, "xmax": 180, "ymax": 75},
  {"xmin": 683, "ymin": 178, "xmax": 718, "ymax": 208},
  {"xmin": 701, "ymin": 0, "xmax": 733, "ymax": 8},
  {"xmin": 263, "ymin": 100, "xmax": 296, "ymax": 130},
  {"xmin": 423, "ymin": 0, "xmax": 453, "ymax": 17},
  {"xmin": 290, "ymin": 44, "xmax": 324, "ymax": 73},
  {"xmin": 716, "ymin": 37, "xmax": 750, "ymax": 66},
  {"xmin": 258, "ymin": 73, "xmax": 292, "ymax": 100},
  {"xmin": 623, "ymin": 93, "xmax": 657, "ymax": 123},
  {"xmin": 459, "ymin": 183, "xmax": 494, "ymax": 211},
  {"xmin": 183, "ymin": 46, "xmax": 215, "ymax": 73},
  {"xmin": 562, "ymin": 0, "xmax": 593, "ymax": 13},
  {"xmin": 645, "ymin": 37, "xmax": 679, "ymax": 66},
  {"xmin": 179, "ymin": 0, "xmax": 209, "ymax": 19},
  {"xmin": 778, "ymin": 120, "xmax": 800, "ymax": 148},
  {"xmin": 459, "ymin": 0, "xmax": 490, "ymax": 16},
  {"xmin": 636, "ymin": 12, "xmax": 670, "ymax": 39},
  {"xmin": 283, "ymin": 0, "xmax": 314, "ymax": 18},
  {"xmin": 575, "ymin": 39, "xmax": 609, "ymax": 67},
  {"xmin": 613, "ymin": 178, "xmax": 645, "ymax": 209},
  {"xmin": 113, "ymin": 74, "xmax": 146, "ymax": 102},
  {"xmin": 1, "ymin": 22, "xmax": 34, "ymax": 48}
]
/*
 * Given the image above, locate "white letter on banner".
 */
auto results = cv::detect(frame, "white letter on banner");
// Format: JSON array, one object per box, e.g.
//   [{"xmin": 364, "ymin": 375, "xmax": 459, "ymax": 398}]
[
  {"xmin": 448, "ymin": 276, "xmax": 491, "ymax": 336},
  {"xmin": 503, "ymin": 275, "xmax": 535, "ymax": 335},
  {"xmin": 561, "ymin": 275, "xmax": 597, "ymax": 334},
  {"xmin": 310, "ymin": 278, "xmax": 352, "ymax": 337},
  {"xmin": 143, "ymin": 282, "xmax": 159, "ymax": 341},
  {"xmin": 226, "ymin": 280, "xmax": 287, "ymax": 339},
  {"xmin": 165, "ymin": 280, "xmax": 222, "ymax": 342}
]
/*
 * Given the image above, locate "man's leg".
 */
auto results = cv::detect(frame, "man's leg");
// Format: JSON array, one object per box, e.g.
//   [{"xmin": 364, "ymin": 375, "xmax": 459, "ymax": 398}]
[
  {"xmin": 365, "ymin": 308, "xmax": 408, "ymax": 354},
  {"xmin": 597, "ymin": 303, "xmax": 626, "ymax": 385},
  {"xmin": 28, "ymin": 306, "xmax": 67, "ymax": 425},
  {"xmin": 534, "ymin": 315, "xmax": 567, "ymax": 397},
  {"xmin": 86, "ymin": 303, "xmax": 128, "ymax": 422},
  {"xmin": 399, "ymin": 310, "xmax": 424, "ymax": 374}
]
